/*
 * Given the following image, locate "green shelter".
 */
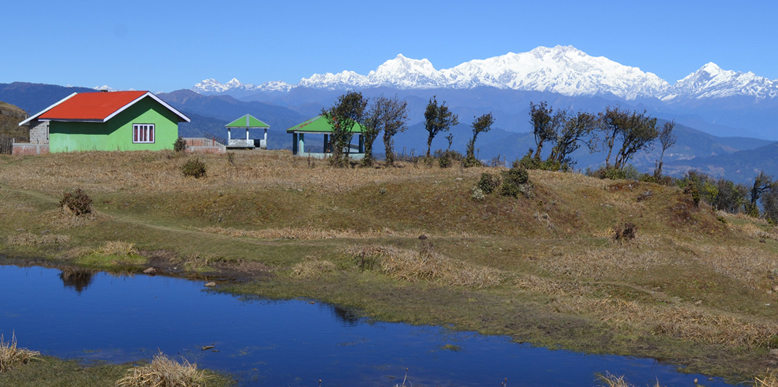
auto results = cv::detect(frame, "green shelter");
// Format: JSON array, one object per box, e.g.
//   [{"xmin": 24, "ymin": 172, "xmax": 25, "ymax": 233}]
[
  {"xmin": 225, "ymin": 114, "xmax": 270, "ymax": 149},
  {"xmin": 285, "ymin": 115, "xmax": 365, "ymax": 159}
]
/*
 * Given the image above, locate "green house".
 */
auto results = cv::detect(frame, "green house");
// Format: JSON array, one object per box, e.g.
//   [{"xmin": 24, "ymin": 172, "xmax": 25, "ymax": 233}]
[
  {"xmin": 19, "ymin": 90, "xmax": 190, "ymax": 153},
  {"xmin": 285, "ymin": 115, "xmax": 365, "ymax": 159}
]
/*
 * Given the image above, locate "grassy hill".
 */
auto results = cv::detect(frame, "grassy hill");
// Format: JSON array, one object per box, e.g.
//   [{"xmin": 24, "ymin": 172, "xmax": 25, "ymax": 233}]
[
  {"xmin": 0, "ymin": 150, "xmax": 776, "ymax": 381},
  {"xmin": 0, "ymin": 101, "xmax": 29, "ymax": 152}
]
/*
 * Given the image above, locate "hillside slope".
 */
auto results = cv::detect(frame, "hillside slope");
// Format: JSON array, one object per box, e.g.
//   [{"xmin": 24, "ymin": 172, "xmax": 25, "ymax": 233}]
[{"xmin": 0, "ymin": 151, "xmax": 776, "ymax": 383}]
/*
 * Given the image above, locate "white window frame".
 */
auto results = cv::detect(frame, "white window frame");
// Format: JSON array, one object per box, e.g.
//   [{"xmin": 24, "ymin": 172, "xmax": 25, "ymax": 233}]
[{"xmin": 132, "ymin": 124, "xmax": 155, "ymax": 144}]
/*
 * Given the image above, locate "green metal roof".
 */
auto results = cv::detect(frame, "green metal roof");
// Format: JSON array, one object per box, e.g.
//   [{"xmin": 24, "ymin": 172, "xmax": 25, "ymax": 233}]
[
  {"xmin": 285, "ymin": 115, "xmax": 365, "ymax": 133},
  {"xmin": 225, "ymin": 114, "xmax": 270, "ymax": 128}
]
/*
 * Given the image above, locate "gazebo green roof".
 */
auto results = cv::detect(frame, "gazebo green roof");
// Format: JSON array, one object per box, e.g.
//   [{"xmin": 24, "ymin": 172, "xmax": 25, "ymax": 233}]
[
  {"xmin": 286, "ymin": 115, "xmax": 365, "ymax": 133},
  {"xmin": 226, "ymin": 114, "xmax": 270, "ymax": 128}
]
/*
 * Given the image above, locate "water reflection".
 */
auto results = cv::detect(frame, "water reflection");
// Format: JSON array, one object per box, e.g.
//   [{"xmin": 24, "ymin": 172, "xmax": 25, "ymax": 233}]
[
  {"xmin": 58, "ymin": 269, "xmax": 94, "ymax": 293},
  {"xmin": 328, "ymin": 304, "xmax": 360, "ymax": 326}
]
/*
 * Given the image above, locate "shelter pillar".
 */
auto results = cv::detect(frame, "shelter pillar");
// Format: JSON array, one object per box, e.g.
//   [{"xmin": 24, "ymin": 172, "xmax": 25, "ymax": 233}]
[
  {"xmin": 358, "ymin": 135, "xmax": 364, "ymax": 153},
  {"xmin": 299, "ymin": 133, "xmax": 305, "ymax": 154},
  {"xmin": 227, "ymin": 128, "xmax": 231, "ymax": 143},
  {"xmin": 292, "ymin": 133, "xmax": 298, "ymax": 155}
]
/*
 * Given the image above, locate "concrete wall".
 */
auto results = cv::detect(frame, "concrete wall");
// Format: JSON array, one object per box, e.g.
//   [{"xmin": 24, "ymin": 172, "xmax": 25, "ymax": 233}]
[
  {"xmin": 183, "ymin": 138, "xmax": 226, "ymax": 154},
  {"xmin": 12, "ymin": 143, "xmax": 49, "ymax": 155},
  {"xmin": 28, "ymin": 120, "xmax": 49, "ymax": 144}
]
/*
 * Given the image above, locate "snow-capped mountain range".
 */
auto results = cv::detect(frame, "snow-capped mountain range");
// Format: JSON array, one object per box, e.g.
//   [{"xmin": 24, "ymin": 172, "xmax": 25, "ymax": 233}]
[{"xmin": 192, "ymin": 45, "xmax": 778, "ymax": 102}]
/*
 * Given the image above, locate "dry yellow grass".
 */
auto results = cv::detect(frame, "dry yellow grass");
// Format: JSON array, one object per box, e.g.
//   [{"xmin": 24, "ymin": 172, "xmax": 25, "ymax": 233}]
[
  {"xmin": 291, "ymin": 257, "xmax": 337, "ymax": 279},
  {"xmin": 0, "ymin": 150, "xmax": 480, "ymax": 197},
  {"xmin": 6, "ymin": 232, "xmax": 70, "ymax": 246},
  {"xmin": 736, "ymin": 222, "xmax": 778, "ymax": 241},
  {"xmin": 200, "ymin": 226, "xmax": 415, "ymax": 240},
  {"xmin": 678, "ymin": 242, "xmax": 777, "ymax": 284},
  {"xmin": 552, "ymin": 295, "xmax": 778, "ymax": 348},
  {"xmin": 347, "ymin": 244, "xmax": 505, "ymax": 288},
  {"xmin": 756, "ymin": 369, "xmax": 778, "ymax": 387},
  {"xmin": 598, "ymin": 372, "xmax": 662, "ymax": 387},
  {"xmin": 0, "ymin": 333, "xmax": 41, "ymax": 373},
  {"xmin": 115, "ymin": 352, "xmax": 209, "ymax": 387},
  {"xmin": 515, "ymin": 274, "xmax": 594, "ymax": 297},
  {"xmin": 539, "ymin": 240, "xmax": 671, "ymax": 281},
  {"xmin": 96, "ymin": 241, "xmax": 138, "ymax": 256}
]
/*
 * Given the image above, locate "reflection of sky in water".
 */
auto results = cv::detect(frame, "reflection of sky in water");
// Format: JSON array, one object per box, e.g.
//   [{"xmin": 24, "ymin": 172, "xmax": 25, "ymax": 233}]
[{"xmin": 0, "ymin": 264, "xmax": 736, "ymax": 387}]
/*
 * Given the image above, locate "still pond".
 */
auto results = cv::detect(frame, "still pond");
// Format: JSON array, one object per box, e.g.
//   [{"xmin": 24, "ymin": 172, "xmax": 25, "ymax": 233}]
[{"xmin": 0, "ymin": 262, "xmax": 735, "ymax": 386}]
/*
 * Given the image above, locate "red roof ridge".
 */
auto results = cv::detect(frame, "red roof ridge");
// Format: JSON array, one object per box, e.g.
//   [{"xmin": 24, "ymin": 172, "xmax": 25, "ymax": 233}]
[{"xmin": 20, "ymin": 90, "xmax": 189, "ymax": 124}]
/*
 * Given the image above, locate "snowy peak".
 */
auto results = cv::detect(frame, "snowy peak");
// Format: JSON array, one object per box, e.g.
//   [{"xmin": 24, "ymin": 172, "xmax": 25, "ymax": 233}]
[
  {"xmin": 294, "ymin": 45, "xmax": 671, "ymax": 99},
  {"xmin": 192, "ymin": 78, "xmax": 292, "ymax": 95},
  {"xmin": 191, "ymin": 46, "xmax": 778, "ymax": 101},
  {"xmin": 674, "ymin": 62, "xmax": 778, "ymax": 99}
]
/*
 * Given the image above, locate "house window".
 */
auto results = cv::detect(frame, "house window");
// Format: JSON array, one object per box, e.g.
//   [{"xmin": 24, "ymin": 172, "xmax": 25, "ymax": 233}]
[{"xmin": 133, "ymin": 124, "xmax": 155, "ymax": 144}]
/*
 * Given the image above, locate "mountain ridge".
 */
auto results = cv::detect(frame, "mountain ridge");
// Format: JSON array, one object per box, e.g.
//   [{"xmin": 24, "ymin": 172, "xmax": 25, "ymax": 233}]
[{"xmin": 193, "ymin": 46, "xmax": 778, "ymax": 103}]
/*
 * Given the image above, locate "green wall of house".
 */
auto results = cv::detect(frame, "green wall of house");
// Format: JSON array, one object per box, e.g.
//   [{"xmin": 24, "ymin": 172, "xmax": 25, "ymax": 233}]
[{"xmin": 49, "ymin": 97, "xmax": 180, "ymax": 153}]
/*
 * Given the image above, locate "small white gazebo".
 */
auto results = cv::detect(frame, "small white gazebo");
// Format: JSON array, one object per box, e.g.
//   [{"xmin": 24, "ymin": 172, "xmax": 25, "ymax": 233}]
[{"xmin": 225, "ymin": 114, "xmax": 270, "ymax": 149}]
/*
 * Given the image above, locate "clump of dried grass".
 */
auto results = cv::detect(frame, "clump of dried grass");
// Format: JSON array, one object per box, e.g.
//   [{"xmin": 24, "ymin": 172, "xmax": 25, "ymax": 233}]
[
  {"xmin": 291, "ymin": 257, "xmax": 337, "ymax": 279},
  {"xmin": 6, "ymin": 232, "xmax": 70, "ymax": 246},
  {"xmin": 116, "ymin": 352, "xmax": 209, "ymax": 387},
  {"xmin": 346, "ymin": 244, "xmax": 505, "ymax": 288},
  {"xmin": 96, "ymin": 241, "xmax": 138, "ymax": 256},
  {"xmin": 0, "ymin": 333, "xmax": 41, "ymax": 373},
  {"xmin": 598, "ymin": 372, "xmax": 662, "ymax": 387},
  {"xmin": 756, "ymin": 369, "xmax": 778, "ymax": 387},
  {"xmin": 552, "ymin": 296, "xmax": 778, "ymax": 348}
]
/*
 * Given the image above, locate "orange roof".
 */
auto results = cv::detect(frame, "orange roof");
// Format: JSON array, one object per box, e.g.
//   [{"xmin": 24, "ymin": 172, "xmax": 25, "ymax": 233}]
[{"xmin": 39, "ymin": 91, "xmax": 148, "ymax": 121}]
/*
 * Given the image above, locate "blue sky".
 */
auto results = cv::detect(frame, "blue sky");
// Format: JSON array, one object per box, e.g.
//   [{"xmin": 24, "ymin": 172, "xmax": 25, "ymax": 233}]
[{"xmin": 3, "ymin": 0, "xmax": 776, "ymax": 92}]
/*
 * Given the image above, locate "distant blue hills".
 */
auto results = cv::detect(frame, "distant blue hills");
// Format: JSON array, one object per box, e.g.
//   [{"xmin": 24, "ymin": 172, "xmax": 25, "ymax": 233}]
[{"xmin": 1, "ymin": 82, "xmax": 775, "ymax": 184}]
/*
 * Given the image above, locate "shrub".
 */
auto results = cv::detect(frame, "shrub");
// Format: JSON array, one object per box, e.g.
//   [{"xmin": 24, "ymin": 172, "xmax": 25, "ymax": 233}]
[
  {"xmin": 433, "ymin": 149, "xmax": 462, "ymax": 168},
  {"xmin": 586, "ymin": 165, "xmax": 641, "ymax": 181},
  {"xmin": 515, "ymin": 150, "xmax": 565, "ymax": 171},
  {"xmin": 182, "ymin": 158, "xmax": 206, "ymax": 178},
  {"xmin": 470, "ymin": 186, "xmax": 485, "ymax": 201},
  {"xmin": 173, "ymin": 137, "xmax": 187, "ymax": 153},
  {"xmin": 614, "ymin": 222, "xmax": 637, "ymax": 241},
  {"xmin": 684, "ymin": 182, "xmax": 701, "ymax": 207},
  {"xmin": 500, "ymin": 166, "xmax": 532, "ymax": 198},
  {"xmin": 59, "ymin": 188, "xmax": 92, "ymax": 216},
  {"xmin": 461, "ymin": 154, "xmax": 481, "ymax": 168},
  {"xmin": 477, "ymin": 173, "xmax": 500, "ymax": 194}
]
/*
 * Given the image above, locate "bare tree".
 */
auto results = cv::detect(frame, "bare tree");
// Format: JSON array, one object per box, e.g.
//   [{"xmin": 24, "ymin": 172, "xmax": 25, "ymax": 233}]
[
  {"xmin": 322, "ymin": 91, "xmax": 367, "ymax": 167},
  {"xmin": 548, "ymin": 111, "xmax": 598, "ymax": 166},
  {"xmin": 375, "ymin": 96, "xmax": 409, "ymax": 167},
  {"xmin": 599, "ymin": 107, "xmax": 659, "ymax": 169},
  {"xmin": 653, "ymin": 120, "xmax": 677, "ymax": 178},
  {"xmin": 423, "ymin": 96, "xmax": 459, "ymax": 157},
  {"xmin": 750, "ymin": 171, "xmax": 772, "ymax": 205},
  {"xmin": 529, "ymin": 101, "xmax": 561, "ymax": 160},
  {"xmin": 463, "ymin": 113, "xmax": 494, "ymax": 167}
]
